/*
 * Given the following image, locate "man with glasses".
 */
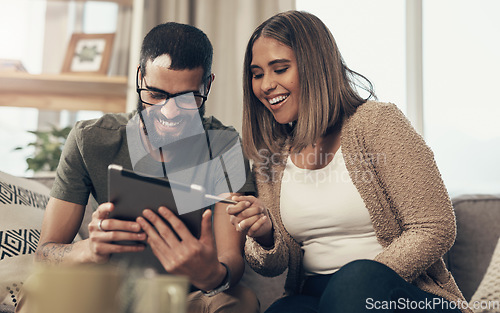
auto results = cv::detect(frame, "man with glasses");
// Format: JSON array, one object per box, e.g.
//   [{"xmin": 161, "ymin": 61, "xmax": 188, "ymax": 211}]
[{"xmin": 27, "ymin": 22, "xmax": 258, "ymax": 313}]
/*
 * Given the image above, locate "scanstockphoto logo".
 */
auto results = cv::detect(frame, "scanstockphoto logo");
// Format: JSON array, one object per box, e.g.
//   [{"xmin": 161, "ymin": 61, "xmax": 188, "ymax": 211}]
[
  {"xmin": 365, "ymin": 297, "xmax": 500, "ymax": 311},
  {"xmin": 126, "ymin": 112, "xmax": 247, "ymax": 215},
  {"xmin": 254, "ymin": 148, "xmax": 386, "ymax": 184}
]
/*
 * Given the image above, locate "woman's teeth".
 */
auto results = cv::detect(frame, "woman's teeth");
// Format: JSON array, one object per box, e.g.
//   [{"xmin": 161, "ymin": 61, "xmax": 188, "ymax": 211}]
[{"xmin": 269, "ymin": 95, "xmax": 288, "ymax": 105}]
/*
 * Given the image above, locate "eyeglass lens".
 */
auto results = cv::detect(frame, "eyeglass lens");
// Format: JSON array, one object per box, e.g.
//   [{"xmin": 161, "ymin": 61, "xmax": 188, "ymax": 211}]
[{"xmin": 140, "ymin": 90, "xmax": 203, "ymax": 109}]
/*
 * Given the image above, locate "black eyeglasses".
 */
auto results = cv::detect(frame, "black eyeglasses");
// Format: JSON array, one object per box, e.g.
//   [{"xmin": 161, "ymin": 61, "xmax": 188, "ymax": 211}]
[{"xmin": 136, "ymin": 67, "xmax": 209, "ymax": 110}]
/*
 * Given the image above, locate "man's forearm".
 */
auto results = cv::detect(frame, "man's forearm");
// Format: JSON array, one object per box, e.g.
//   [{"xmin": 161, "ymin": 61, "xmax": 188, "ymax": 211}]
[
  {"xmin": 219, "ymin": 253, "xmax": 245, "ymax": 287},
  {"xmin": 35, "ymin": 241, "xmax": 75, "ymax": 265}
]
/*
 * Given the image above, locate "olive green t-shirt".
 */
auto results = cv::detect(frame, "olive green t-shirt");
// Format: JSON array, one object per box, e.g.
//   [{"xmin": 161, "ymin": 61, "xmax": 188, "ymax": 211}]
[{"xmin": 51, "ymin": 112, "xmax": 255, "ymax": 207}]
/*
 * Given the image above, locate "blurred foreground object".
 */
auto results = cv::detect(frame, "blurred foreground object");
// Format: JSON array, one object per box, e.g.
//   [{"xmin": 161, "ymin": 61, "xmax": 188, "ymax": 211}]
[{"xmin": 23, "ymin": 264, "xmax": 122, "ymax": 313}]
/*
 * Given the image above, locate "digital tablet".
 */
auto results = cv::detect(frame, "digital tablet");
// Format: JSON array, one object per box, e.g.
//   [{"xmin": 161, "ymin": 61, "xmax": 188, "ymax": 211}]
[
  {"xmin": 107, "ymin": 164, "xmax": 237, "ymax": 273},
  {"xmin": 108, "ymin": 164, "xmax": 237, "ymax": 236},
  {"xmin": 108, "ymin": 164, "xmax": 208, "ymax": 238}
]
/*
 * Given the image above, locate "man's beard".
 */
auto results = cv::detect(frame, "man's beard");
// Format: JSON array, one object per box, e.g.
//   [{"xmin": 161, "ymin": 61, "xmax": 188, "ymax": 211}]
[{"xmin": 137, "ymin": 101, "xmax": 205, "ymax": 149}]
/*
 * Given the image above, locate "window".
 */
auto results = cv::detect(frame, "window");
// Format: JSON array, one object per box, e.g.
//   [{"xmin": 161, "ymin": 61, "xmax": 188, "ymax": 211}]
[
  {"xmin": 423, "ymin": 0, "xmax": 500, "ymax": 195},
  {"xmin": 0, "ymin": 0, "xmax": 47, "ymax": 176},
  {"xmin": 296, "ymin": 0, "xmax": 406, "ymax": 112},
  {"xmin": 83, "ymin": 1, "xmax": 118, "ymax": 34},
  {"xmin": 0, "ymin": 0, "xmax": 46, "ymax": 73},
  {"xmin": 0, "ymin": 1, "xmax": 118, "ymax": 176},
  {"xmin": 296, "ymin": 0, "xmax": 498, "ymax": 196},
  {"xmin": 0, "ymin": 108, "xmax": 39, "ymax": 176}
]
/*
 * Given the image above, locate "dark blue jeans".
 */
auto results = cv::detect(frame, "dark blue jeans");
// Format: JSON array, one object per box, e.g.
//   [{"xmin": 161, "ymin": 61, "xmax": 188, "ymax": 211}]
[{"xmin": 265, "ymin": 260, "xmax": 463, "ymax": 313}]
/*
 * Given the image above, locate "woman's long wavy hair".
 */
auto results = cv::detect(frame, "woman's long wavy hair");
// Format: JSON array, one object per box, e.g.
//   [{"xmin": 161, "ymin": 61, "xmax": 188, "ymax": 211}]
[{"xmin": 242, "ymin": 10, "xmax": 375, "ymax": 162}]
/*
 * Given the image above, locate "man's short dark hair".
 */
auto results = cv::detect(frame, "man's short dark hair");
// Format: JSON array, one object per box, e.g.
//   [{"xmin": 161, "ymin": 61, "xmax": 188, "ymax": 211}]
[{"xmin": 139, "ymin": 22, "xmax": 213, "ymax": 85}]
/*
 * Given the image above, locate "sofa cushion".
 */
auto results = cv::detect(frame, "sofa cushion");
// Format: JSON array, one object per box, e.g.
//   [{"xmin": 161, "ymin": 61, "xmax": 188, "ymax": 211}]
[
  {"xmin": 27, "ymin": 175, "xmax": 95, "ymax": 240},
  {"xmin": 0, "ymin": 171, "xmax": 50, "ymax": 309},
  {"xmin": 444, "ymin": 194, "xmax": 500, "ymax": 301},
  {"xmin": 240, "ymin": 262, "xmax": 286, "ymax": 311},
  {"xmin": 469, "ymin": 238, "xmax": 500, "ymax": 312}
]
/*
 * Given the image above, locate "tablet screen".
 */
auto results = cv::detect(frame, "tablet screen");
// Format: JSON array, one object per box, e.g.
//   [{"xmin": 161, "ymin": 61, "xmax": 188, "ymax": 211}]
[{"xmin": 107, "ymin": 164, "xmax": 205, "ymax": 238}]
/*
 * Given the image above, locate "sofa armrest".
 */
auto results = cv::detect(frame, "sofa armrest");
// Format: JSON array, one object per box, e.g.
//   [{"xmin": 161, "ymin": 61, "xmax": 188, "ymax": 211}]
[
  {"xmin": 444, "ymin": 194, "xmax": 500, "ymax": 301},
  {"xmin": 0, "ymin": 304, "xmax": 14, "ymax": 313},
  {"xmin": 240, "ymin": 261, "xmax": 286, "ymax": 311},
  {"xmin": 27, "ymin": 175, "xmax": 95, "ymax": 240}
]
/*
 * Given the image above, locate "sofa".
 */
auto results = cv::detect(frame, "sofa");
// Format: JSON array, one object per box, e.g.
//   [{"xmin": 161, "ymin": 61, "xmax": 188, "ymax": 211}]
[
  {"xmin": 1, "ymin": 170, "xmax": 499, "ymax": 313},
  {"xmin": 242, "ymin": 194, "xmax": 500, "ymax": 311}
]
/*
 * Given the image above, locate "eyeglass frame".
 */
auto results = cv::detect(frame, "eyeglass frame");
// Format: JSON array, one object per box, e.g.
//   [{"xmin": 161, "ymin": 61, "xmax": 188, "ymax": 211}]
[{"xmin": 135, "ymin": 66, "xmax": 211, "ymax": 110}]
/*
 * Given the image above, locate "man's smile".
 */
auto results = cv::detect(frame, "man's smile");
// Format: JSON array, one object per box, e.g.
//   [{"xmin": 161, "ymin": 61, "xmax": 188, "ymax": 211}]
[{"xmin": 156, "ymin": 115, "xmax": 183, "ymax": 128}]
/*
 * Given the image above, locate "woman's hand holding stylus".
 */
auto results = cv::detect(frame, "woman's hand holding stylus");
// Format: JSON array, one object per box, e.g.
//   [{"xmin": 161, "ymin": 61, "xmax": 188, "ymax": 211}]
[{"xmin": 226, "ymin": 195, "xmax": 273, "ymax": 246}]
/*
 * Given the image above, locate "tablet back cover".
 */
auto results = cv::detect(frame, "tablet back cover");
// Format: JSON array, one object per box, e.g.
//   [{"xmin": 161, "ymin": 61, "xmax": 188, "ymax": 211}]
[{"xmin": 107, "ymin": 165, "xmax": 204, "ymax": 273}]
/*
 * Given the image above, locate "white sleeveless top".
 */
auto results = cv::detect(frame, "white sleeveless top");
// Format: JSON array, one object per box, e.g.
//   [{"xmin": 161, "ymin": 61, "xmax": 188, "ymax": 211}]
[{"xmin": 280, "ymin": 147, "xmax": 383, "ymax": 275}]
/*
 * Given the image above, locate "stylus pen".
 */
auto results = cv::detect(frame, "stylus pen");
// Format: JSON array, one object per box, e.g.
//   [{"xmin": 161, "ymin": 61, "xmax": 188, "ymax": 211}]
[{"xmin": 205, "ymin": 194, "xmax": 238, "ymax": 205}]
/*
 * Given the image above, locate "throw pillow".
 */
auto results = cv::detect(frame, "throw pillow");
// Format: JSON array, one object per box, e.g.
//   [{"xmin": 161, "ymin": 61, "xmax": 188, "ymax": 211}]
[
  {"xmin": 469, "ymin": 238, "xmax": 500, "ymax": 313},
  {"xmin": 0, "ymin": 171, "xmax": 50, "ymax": 309}
]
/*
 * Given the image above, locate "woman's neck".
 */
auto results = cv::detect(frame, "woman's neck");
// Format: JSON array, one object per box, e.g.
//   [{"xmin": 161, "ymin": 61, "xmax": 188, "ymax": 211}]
[{"xmin": 290, "ymin": 129, "xmax": 341, "ymax": 170}]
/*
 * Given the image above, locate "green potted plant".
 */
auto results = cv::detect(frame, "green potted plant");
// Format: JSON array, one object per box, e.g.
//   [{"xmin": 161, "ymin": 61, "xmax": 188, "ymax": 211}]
[{"xmin": 14, "ymin": 125, "xmax": 72, "ymax": 173}]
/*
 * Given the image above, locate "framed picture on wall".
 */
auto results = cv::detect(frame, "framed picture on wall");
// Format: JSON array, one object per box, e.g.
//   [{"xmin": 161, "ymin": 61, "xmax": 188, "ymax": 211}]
[{"xmin": 62, "ymin": 33, "xmax": 115, "ymax": 75}]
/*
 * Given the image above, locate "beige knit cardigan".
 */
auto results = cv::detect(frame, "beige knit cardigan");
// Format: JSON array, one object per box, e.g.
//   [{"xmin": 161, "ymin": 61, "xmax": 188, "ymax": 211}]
[{"xmin": 245, "ymin": 101, "xmax": 472, "ymax": 313}]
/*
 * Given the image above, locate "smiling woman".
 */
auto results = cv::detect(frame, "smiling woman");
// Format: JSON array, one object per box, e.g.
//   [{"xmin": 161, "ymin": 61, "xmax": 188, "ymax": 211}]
[
  {"xmin": 250, "ymin": 37, "xmax": 300, "ymax": 125},
  {"xmin": 231, "ymin": 10, "xmax": 472, "ymax": 313}
]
